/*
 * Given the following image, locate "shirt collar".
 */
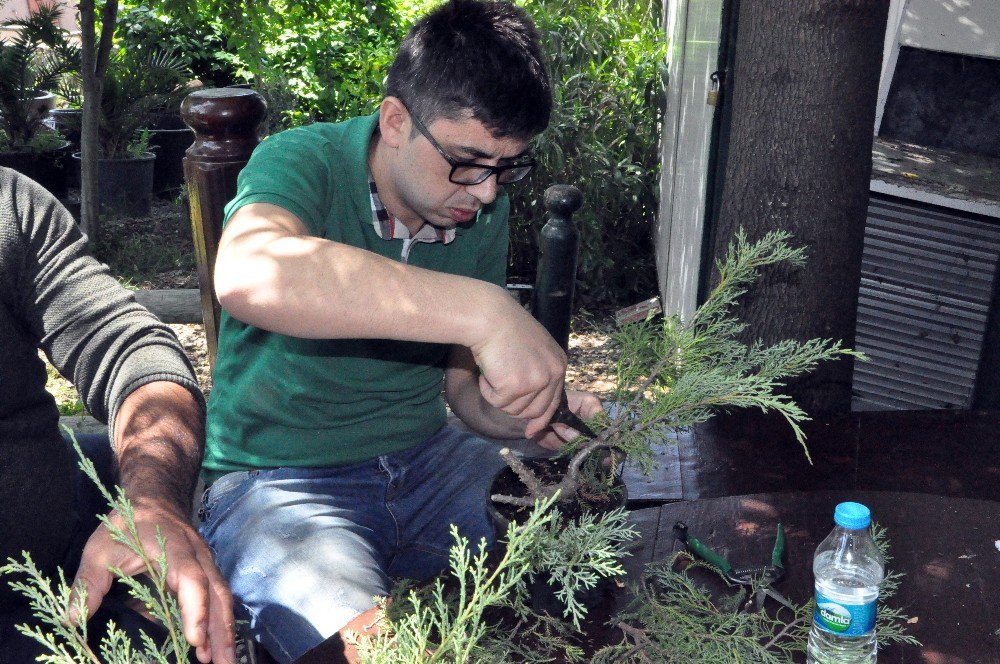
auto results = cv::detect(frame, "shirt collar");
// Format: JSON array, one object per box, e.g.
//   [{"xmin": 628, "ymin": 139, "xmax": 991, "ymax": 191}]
[{"xmin": 368, "ymin": 172, "xmax": 455, "ymax": 244}]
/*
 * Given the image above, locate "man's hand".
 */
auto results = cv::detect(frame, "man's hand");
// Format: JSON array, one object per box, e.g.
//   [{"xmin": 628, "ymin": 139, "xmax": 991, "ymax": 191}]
[
  {"xmin": 532, "ymin": 390, "xmax": 604, "ymax": 450},
  {"xmin": 83, "ymin": 380, "xmax": 236, "ymax": 664},
  {"xmin": 72, "ymin": 502, "xmax": 236, "ymax": 664},
  {"xmin": 471, "ymin": 297, "xmax": 569, "ymax": 438}
]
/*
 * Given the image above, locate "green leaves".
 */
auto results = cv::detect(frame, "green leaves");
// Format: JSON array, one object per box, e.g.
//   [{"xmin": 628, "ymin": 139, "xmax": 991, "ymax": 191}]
[{"xmin": 606, "ymin": 230, "xmax": 855, "ymax": 462}]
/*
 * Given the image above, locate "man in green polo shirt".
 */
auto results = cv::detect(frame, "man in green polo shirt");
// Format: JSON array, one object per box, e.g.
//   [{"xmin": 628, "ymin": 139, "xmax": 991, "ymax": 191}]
[{"xmin": 198, "ymin": 1, "xmax": 600, "ymax": 661}]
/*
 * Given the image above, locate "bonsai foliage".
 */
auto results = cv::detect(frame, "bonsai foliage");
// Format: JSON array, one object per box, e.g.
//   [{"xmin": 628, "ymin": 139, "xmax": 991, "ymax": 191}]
[
  {"xmin": 352, "ymin": 498, "xmax": 638, "ymax": 663},
  {"xmin": 0, "ymin": 1, "xmax": 78, "ymax": 150},
  {"xmin": 494, "ymin": 230, "xmax": 862, "ymax": 508},
  {"xmin": 0, "ymin": 438, "xmax": 190, "ymax": 663}
]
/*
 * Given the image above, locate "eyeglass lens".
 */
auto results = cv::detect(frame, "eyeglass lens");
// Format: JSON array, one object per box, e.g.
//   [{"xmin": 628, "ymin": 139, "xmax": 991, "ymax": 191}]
[{"xmin": 451, "ymin": 163, "xmax": 533, "ymax": 185}]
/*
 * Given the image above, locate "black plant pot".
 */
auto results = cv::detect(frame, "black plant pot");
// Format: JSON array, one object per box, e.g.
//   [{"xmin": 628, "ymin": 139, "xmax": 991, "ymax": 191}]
[
  {"xmin": 0, "ymin": 142, "xmax": 72, "ymax": 200},
  {"xmin": 72, "ymin": 151, "xmax": 156, "ymax": 217},
  {"xmin": 486, "ymin": 455, "xmax": 628, "ymax": 618},
  {"xmin": 147, "ymin": 126, "xmax": 194, "ymax": 198}
]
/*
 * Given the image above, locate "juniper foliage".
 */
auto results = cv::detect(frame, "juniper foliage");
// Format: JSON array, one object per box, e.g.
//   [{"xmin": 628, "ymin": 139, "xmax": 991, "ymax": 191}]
[
  {"xmin": 493, "ymin": 230, "xmax": 864, "ymax": 509},
  {"xmin": 591, "ymin": 524, "xmax": 919, "ymax": 662},
  {"xmin": 0, "ymin": 436, "xmax": 190, "ymax": 663},
  {"xmin": 352, "ymin": 497, "xmax": 638, "ymax": 662}
]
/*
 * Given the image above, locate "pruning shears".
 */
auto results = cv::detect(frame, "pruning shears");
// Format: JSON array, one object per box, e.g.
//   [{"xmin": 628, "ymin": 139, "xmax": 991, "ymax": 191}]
[
  {"xmin": 550, "ymin": 390, "xmax": 598, "ymax": 438},
  {"xmin": 673, "ymin": 521, "xmax": 794, "ymax": 612}
]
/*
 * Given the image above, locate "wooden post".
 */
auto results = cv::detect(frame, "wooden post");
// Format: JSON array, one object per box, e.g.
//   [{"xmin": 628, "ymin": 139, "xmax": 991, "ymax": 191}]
[
  {"xmin": 531, "ymin": 185, "xmax": 583, "ymax": 350},
  {"xmin": 181, "ymin": 88, "xmax": 267, "ymax": 366}
]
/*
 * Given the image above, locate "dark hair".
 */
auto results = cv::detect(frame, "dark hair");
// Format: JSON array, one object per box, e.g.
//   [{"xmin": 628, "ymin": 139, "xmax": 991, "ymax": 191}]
[{"xmin": 385, "ymin": 0, "xmax": 551, "ymax": 140}]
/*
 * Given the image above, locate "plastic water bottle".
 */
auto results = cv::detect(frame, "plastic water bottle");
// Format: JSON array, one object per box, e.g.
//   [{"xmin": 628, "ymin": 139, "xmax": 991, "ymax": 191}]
[{"xmin": 806, "ymin": 502, "xmax": 885, "ymax": 663}]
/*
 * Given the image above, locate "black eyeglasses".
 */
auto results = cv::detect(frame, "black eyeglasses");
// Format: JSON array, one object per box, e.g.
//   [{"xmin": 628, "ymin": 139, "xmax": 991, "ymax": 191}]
[{"xmin": 404, "ymin": 105, "xmax": 536, "ymax": 185}]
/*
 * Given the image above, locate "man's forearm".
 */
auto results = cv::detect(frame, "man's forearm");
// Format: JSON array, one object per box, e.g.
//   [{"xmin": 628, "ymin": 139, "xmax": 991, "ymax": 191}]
[
  {"xmin": 112, "ymin": 381, "xmax": 205, "ymax": 518},
  {"xmin": 214, "ymin": 204, "xmax": 511, "ymax": 345}
]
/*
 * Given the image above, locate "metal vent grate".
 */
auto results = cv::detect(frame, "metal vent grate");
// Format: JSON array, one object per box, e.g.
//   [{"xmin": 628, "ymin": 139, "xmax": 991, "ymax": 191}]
[{"xmin": 852, "ymin": 193, "xmax": 1000, "ymax": 410}]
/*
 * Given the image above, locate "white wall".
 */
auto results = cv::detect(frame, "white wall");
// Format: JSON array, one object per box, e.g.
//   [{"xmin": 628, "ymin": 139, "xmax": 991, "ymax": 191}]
[
  {"xmin": 656, "ymin": 0, "xmax": 724, "ymax": 320},
  {"xmin": 0, "ymin": 0, "xmax": 77, "ymax": 34},
  {"xmin": 901, "ymin": 0, "xmax": 1000, "ymax": 59}
]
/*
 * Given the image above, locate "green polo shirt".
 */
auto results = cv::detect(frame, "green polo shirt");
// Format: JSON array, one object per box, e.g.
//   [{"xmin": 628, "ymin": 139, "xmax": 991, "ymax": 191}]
[{"xmin": 203, "ymin": 112, "xmax": 509, "ymax": 482}]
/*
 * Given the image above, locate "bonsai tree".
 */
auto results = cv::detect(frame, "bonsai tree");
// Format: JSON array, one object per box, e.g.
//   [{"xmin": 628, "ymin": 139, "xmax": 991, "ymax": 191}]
[
  {"xmin": 0, "ymin": 1, "xmax": 78, "ymax": 152},
  {"xmin": 491, "ymin": 230, "xmax": 860, "ymax": 510}
]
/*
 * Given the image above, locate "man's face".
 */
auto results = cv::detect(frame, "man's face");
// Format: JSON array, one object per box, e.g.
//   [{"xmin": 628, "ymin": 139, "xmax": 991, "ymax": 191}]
[{"xmin": 390, "ymin": 112, "xmax": 531, "ymax": 229}]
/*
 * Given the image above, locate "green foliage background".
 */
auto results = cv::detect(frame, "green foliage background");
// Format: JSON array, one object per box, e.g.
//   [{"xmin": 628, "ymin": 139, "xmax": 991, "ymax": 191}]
[{"xmin": 120, "ymin": 0, "xmax": 665, "ymax": 307}]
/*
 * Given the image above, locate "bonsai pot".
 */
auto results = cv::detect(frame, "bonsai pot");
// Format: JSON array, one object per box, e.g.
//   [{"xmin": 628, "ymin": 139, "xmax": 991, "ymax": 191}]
[
  {"xmin": 72, "ymin": 151, "xmax": 156, "ymax": 217},
  {"xmin": 486, "ymin": 455, "xmax": 628, "ymax": 618},
  {"xmin": 0, "ymin": 141, "xmax": 72, "ymax": 199},
  {"xmin": 145, "ymin": 113, "xmax": 194, "ymax": 198}
]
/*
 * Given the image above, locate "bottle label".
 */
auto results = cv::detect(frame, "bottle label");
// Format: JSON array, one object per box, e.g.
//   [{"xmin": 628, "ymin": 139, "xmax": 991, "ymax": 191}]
[{"xmin": 813, "ymin": 592, "xmax": 876, "ymax": 636}]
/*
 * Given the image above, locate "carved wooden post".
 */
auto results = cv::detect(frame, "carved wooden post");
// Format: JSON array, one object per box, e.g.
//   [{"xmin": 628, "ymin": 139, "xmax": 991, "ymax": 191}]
[
  {"xmin": 181, "ymin": 88, "xmax": 267, "ymax": 366},
  {"xmin": 531, "ymin": 185, "xmax": 583, "ymax": 351}
]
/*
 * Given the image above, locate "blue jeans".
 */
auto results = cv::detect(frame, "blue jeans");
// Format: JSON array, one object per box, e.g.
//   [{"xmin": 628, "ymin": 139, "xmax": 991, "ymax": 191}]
[{"xmin": 198, "ymin": 425, "xmax": 509, "ymax": 663}]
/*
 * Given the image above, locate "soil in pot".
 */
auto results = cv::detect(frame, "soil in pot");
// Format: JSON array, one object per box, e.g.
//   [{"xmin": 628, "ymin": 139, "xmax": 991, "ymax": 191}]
[
  {"xmin": 487, "ymin": 455, "xmax": 627, "ymax": 529},
  {"xmin": 486, "ymin": 455, "xmax": 628, "ymax": 620}
]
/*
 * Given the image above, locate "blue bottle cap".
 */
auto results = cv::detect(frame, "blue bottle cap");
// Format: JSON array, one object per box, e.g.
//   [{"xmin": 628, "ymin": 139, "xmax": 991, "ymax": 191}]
[{"xmin": 834, "ymin": 502, "xmax": 871, "ymax": 529}]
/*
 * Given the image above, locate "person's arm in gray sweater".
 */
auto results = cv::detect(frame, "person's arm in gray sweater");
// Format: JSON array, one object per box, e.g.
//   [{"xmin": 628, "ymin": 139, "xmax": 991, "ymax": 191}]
[{"xmin": 8, "ymin": 172, "xmax": 234, "ymax": 664}]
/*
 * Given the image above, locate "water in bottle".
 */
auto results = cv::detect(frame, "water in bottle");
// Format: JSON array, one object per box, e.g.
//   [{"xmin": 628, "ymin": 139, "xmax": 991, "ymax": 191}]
[{"xmin": 806, "ymin": 501, "xmax": 885, "ymax": 663}]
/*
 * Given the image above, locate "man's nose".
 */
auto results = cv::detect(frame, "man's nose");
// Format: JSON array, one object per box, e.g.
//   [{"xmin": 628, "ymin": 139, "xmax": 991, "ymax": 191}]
[{"xmin": 465, "ymin": 174, "xmax": 499, "ymax": 205}]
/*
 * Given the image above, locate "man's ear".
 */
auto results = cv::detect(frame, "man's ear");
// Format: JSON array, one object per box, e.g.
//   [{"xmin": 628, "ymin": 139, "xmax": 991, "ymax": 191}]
[{"xmin": 378, "ymin": 97, "xmax": 409, "ymax": 149}]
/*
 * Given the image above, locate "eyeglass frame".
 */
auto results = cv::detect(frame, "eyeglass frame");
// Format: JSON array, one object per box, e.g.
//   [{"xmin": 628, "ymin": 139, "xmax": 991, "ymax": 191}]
[{"xmin": 402, "ymin": 103, "xmax": 536, "ymax": 186}]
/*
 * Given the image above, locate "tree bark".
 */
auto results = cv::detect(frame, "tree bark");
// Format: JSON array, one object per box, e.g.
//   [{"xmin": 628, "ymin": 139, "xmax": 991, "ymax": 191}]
[
  {"xmin": 77, "ymin": 0, "xmax": 118, "ymax": 242},
  {"xmin": 710, "ymin": 0, "xmax": 890, "ymax": 413}
]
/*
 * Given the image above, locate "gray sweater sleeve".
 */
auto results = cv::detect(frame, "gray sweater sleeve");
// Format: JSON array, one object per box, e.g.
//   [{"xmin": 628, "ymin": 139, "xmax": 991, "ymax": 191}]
[{"xmin": 9, "ymin": 171, "xmax": 205, "ymax": 439}]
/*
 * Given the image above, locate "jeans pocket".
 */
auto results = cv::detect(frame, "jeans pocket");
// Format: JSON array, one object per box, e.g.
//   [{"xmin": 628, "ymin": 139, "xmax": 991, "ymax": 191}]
[{"xmin": 200, "ymin": 470, "xmax": 257, "ymax": 523}]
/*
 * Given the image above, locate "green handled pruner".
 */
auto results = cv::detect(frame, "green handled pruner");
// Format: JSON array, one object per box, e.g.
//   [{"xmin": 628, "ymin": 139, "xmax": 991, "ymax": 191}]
[{"xmin": 673, "ymin": 521, "xmax": 793, "ymax": 612}]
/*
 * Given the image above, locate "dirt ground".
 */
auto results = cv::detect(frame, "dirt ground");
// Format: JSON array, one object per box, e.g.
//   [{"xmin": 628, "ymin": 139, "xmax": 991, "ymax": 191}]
[
  {"xmin": 47, "ymin": 195, "xmax": 623, "ymax": 410},
  {"xmin": 168, "ymin": 315, "xmax": 620, "ymax": 400}
]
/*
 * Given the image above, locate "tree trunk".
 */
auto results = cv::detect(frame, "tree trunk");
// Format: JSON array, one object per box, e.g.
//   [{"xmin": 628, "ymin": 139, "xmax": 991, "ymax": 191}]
[
  {"xmin": 77, "ymin": 0, "xmax": 118, "ymax": 243},
  {"xmin": 710, "ymin": 0, "xmax": 889, "ymax": 413}
]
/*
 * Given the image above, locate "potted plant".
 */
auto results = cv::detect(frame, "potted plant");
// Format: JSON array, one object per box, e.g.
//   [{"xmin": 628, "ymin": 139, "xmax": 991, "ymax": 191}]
[
  {"xmin": 66, "ymin": 49, "xmax": 189, "ymax": 217},
  {"xmin": 0, "ymin": 2, "xmax": 79, "ymax": 198}
]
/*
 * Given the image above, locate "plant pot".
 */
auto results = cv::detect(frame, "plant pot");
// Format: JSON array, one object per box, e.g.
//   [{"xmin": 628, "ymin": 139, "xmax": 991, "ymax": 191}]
[
  {"xmin": 0, "ymin": 141, "xmax": 72, "ymax": 199},
  {"xmin": 147, "ymin": 126, "xmax": 194, "ymax": 198},
  {"xmin": 28, "ymin": 91, "xmax": 56, "ymax": 122},
  {"xmin": 48, "ymin": 108, "xmax": 82, "ymax": 150},
  {"xmin": 72, "ymin": 151, "xmax": 156, "ymax": 217},
  {"xmin": 486, "ymin": 455, "xmax": 628, "ymax": 618}
]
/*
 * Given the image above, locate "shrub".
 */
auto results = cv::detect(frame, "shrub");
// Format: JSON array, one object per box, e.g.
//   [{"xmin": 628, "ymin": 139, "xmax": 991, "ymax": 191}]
[
  {"xmin": 117, "ymin": 2, "xmax": 237, "ymax": 87},
  {"xmin": 510, "ymin": 0, "xmax": 667, "ymax": 307}
]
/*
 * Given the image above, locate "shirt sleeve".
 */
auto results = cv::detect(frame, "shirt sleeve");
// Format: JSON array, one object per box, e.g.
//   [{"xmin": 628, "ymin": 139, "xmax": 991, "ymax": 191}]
[
  {"xmin": 13, "ymin": 173, "xmax": 204, "ymax": 440},
  {"xmin": 223, "ymin": 127, "xmax": 333, "ymax": 236}
]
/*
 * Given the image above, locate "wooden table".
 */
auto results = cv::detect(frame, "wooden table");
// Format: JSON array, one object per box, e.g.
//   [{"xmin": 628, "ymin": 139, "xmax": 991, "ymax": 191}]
[
  {"xmin": 290, "ymin": 410, "xmax": 1000, "ymax": 663},
  {"xmin": 623, "ymin": 490, "xmax": 1000, "ymax": 664}
]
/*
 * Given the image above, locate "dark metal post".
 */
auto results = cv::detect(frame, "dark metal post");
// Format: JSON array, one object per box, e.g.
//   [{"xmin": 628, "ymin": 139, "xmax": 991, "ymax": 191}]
[
  {"xmin": 531, "ymin": 185, "xmax": 583, "ymax": 350},
  {"xmin": 181, "ymin": 88, "xmax": 267, "ymax": 367}
]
